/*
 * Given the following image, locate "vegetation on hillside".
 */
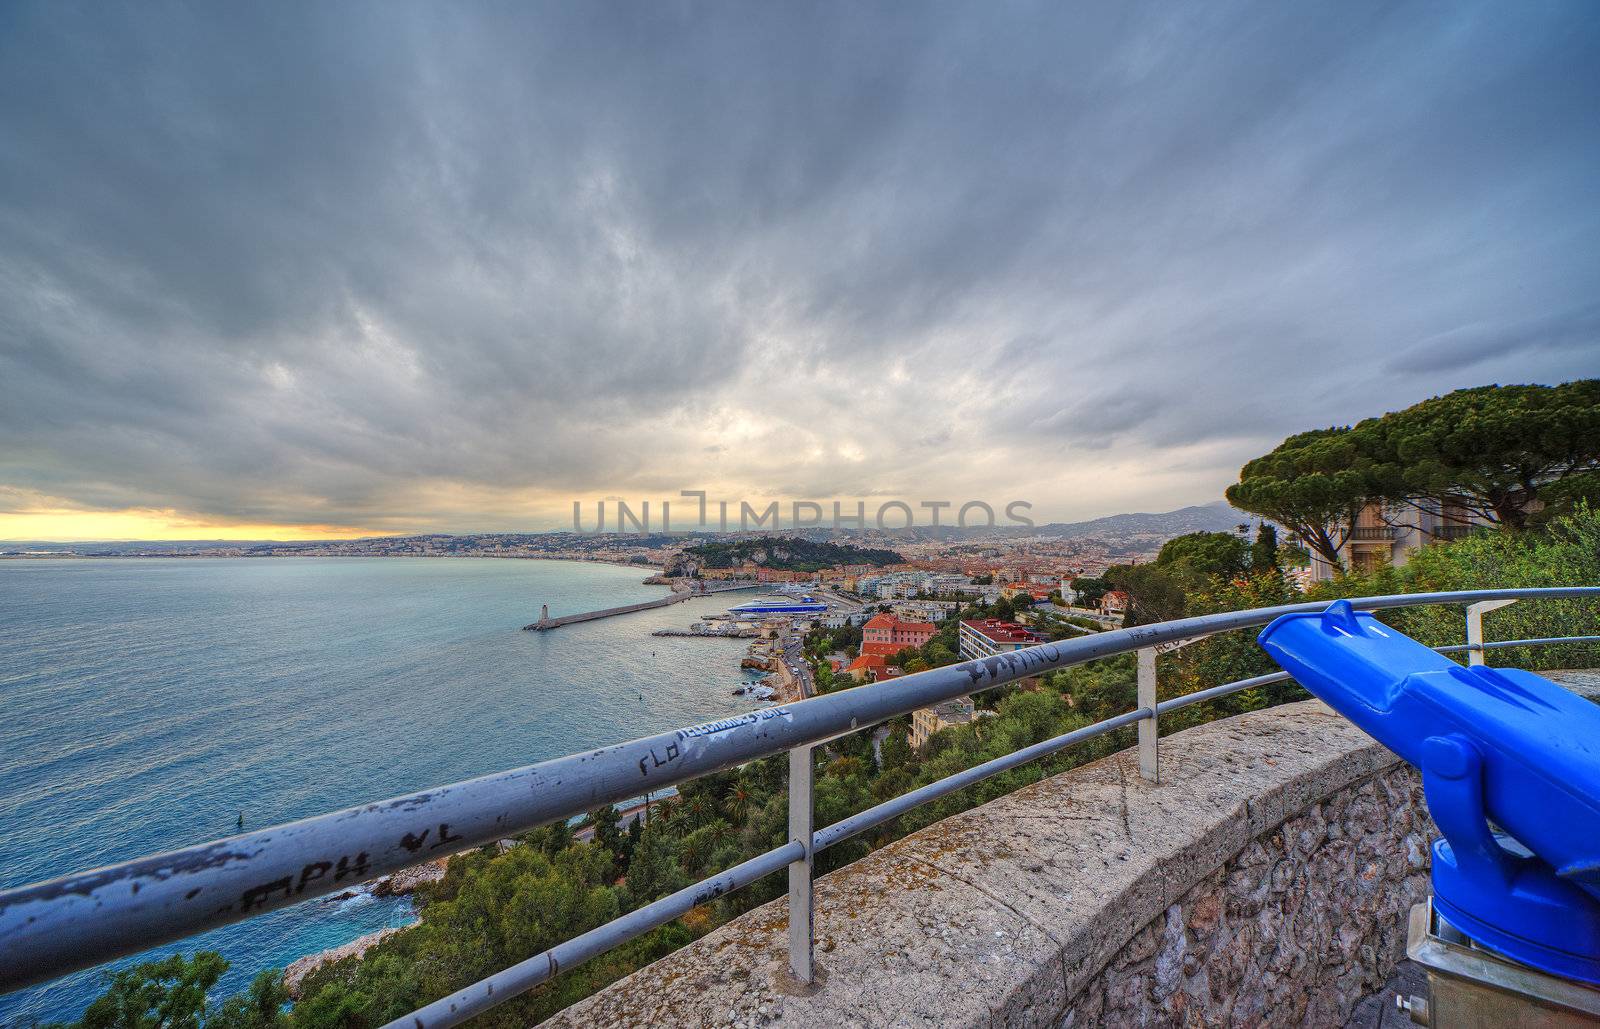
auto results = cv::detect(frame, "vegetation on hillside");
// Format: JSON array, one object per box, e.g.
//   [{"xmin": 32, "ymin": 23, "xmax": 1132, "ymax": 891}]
[{"xmin": 667, "ymin": 536, "xmax": 902, "ymax": 573}]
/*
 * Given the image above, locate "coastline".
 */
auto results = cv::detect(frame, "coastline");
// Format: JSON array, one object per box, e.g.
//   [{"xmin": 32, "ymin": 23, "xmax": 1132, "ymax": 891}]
[
  {"xmin": 0, "ymin": 556, "xmax": 750, "ymax": 1026},
  {"xmin": 282, "ymin": 858, "xmax": 449, "ymax": 995},
  {"xmin": 0, "ymin": 553, "xmax": 664, "ymax": 572}
]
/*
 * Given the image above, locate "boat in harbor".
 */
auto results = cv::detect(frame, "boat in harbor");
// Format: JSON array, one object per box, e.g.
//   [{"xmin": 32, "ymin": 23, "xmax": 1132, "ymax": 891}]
[{"xmin": 726, "ymin": 595, "xmax": 828, "ymax": 615}]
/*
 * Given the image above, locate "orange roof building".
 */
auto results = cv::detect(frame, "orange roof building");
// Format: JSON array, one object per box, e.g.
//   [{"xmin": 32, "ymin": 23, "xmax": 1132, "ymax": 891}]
[
  {"xmin": 862, "ymin": 614, "xmax": 938, "ymax": 652},
  {"xmin": 845, "ymin": 652, "xmax": 895, "ymax": 682}
]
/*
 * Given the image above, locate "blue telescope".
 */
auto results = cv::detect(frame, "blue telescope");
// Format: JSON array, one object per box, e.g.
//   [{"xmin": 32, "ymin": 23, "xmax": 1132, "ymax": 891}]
[{"xmin": 1257, "ymin": 600, "xmax": 1600, "ymax": 984}]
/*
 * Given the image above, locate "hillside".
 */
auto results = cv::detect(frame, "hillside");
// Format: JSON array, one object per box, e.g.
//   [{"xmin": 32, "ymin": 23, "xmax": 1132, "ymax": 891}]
[{"xmin": 667, "ymin": 536, "xmax": 903, "ymax": 574}]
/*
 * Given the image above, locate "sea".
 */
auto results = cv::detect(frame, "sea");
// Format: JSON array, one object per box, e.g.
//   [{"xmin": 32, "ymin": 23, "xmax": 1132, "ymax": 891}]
[{"xmin": 0, "ymin": 557, "xmax": 765, "ymax": 1026}]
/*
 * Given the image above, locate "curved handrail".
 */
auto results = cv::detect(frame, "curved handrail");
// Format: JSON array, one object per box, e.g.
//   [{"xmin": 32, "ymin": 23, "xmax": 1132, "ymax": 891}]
[{"xmin": 0, "ymin": 586, "xmax": 1595, "ymax": 1020}]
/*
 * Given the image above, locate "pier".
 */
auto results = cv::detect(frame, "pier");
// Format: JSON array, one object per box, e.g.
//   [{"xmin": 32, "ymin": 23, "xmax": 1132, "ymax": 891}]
[{"xmin": 524, "ymin": 580, "xmax": 766, "ymax": 631}]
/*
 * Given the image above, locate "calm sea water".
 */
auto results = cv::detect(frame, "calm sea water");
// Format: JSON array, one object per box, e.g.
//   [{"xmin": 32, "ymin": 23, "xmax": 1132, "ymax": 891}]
[{"xmin": 0, "ymin": 558, "xmax": 761, "ymax": 1026}]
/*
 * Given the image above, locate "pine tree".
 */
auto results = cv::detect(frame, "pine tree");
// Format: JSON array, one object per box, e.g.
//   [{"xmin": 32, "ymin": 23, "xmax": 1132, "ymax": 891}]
[{"xmin": 1250, "ymin": 523, "xmax": 1279, "ymax": 574}]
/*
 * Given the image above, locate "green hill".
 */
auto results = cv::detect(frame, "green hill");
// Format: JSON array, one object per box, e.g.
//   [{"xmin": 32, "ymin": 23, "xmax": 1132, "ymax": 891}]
[{"xmin": 669, "ymin": 537, "xmax": 903, "ymax": 574}]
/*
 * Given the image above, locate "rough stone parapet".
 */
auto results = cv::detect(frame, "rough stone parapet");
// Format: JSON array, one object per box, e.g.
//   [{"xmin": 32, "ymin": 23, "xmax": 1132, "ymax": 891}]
[{"xmin": 539, "ymin": 672, "xmax": 1596, "ymax": 1028}]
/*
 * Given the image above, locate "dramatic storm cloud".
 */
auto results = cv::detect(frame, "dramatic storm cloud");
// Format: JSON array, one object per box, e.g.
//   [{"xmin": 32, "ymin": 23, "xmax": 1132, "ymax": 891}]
[{"xmin": 2, "ymin": 1, "xmax": 1597, "ymax": 535}]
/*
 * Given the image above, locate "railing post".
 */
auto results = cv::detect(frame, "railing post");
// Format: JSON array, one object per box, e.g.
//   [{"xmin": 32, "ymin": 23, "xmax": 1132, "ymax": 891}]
[
  {"xmin": 1137, "ymin": 646, "xmax": 1159, "ymax": 783},
  {"xmin": 1465, "ymin": 599, "xmax": 1517, "ymax": 666},
  {"xmin": 787, "ymin": 743, "xmax": 814, "ymax": 984}
]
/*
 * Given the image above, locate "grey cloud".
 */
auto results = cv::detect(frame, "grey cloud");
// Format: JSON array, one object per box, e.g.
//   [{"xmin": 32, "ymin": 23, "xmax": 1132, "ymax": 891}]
[
  {"xmin": 1, "ymin": 1, "xmax": 1597, "ymax": 529},
  {"xmin": 1385, "ymin": 304, "xmax": 1600, "ymax": 375}
]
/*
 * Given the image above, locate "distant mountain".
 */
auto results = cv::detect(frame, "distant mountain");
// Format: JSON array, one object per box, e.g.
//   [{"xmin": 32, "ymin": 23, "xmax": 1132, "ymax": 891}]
[{"xmin": 1033, "ymin": 502, "xmax": 1255, "ymax": 540}]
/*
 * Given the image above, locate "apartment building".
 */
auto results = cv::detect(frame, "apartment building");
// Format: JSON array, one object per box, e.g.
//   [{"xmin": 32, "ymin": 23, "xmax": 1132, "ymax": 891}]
[
  {"xmin": 957, "ymin": 618, "xmax": 1046, "ymax": 661},
  {"xmin": 863, "ymin": 613, "xmax": 937, "ymax": 649},
  {"xmin": 911, "ymin": 696, "xmax": 975, "ymax": 750},
  {"xmin": 861, "ymin": 614, "xmax": 938, "ymax": 658},
  {"xmin": 1308, "ymin": 500, "xmax": 1488, "ymax": 581}
]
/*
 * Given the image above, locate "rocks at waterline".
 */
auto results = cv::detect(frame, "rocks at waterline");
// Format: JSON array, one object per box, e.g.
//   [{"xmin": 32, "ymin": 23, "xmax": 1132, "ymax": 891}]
[
  {"xmin": 283, "ymin": 926, "xmax": 401, "ymax": 997},
  {"xmin": 281, "ymin": 858, "xmax": 447, "ymax": 996},
  {"xmin": 369, "ymin": 857, "xmax": 448, "ymax": 897}
]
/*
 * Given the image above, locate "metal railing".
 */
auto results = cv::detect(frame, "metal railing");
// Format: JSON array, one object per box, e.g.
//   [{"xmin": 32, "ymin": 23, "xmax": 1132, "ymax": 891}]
[
  {"xmin": 1351, "ymin": 526, "xmax": 1398, "ymax": 540},
  {"xmin": 1, "ymin": 587, "xmax": 1596, "ymax": 1027}
]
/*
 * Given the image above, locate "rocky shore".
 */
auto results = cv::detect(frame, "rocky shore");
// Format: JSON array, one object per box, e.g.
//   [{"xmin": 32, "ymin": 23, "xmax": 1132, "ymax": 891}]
[
  {"xmin": 283, "ymin": 926, "xmax": 402, "ymax": 997},
  {"xmin": 281, "ymin": 858, "xmax": 447, "ymax": 995},
  {"xmin": 369, "ymin": 856, "xmax": 448, "ymax": 897}
]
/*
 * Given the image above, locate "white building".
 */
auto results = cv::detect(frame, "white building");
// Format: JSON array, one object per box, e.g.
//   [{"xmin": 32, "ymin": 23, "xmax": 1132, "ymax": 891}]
[
  {"xmin": 957, "ymin": 618, "xmax": 1047, "ymax": 661},
  {"xmin": 1307, "ymin": 500, "xmax": 1490, "ymax": 581}
]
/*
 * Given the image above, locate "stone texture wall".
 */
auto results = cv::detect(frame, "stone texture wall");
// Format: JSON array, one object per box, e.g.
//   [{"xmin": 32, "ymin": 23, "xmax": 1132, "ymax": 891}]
[
  {"xmin": 1058, "ymin": 763, "xmax": 1433, "ymax": 1027},
  {"xmin": 543, "ymin": 698, "xmax": 1442, "ymax": 1029}
]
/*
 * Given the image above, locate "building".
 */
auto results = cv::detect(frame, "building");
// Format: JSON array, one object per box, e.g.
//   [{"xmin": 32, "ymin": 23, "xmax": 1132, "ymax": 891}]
[
  {"xmin": 1306, "ymin": 500, "xmax": 1490, "ymax": 581},
  {"xmin": 1001, "ymin": 582, "xmax": 1055, "ymax": 603},
  {"xmin": 756, "ymin": 567, "xmax": 816, "ymax": 583},
  {"xmin": 863, "ymin": 614, "xmax": 937, "ymax": 651},
  {"xmin": 1099, "ymin": 591, "xmax": 1129, "ymax": 618},
  {"xmin": 957, "ymin": 618, "xmax": 1046, "ymax": 661},
  {"xmin": 845, "ymin": 653, "xmax": 902, "ymax": 683},
  {"xmin": 892, "ymin": 599, "xmax": 957, "ymax": 622},
  {"xmin": 911, "ymin": 696, "xmax": 975, "ymax": 750}
]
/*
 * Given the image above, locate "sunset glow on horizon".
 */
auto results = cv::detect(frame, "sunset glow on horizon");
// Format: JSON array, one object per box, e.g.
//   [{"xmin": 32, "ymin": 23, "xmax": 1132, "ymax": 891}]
[{"xmin": 0, "ymin": 506, "xmax": 390, "ymax": 544}]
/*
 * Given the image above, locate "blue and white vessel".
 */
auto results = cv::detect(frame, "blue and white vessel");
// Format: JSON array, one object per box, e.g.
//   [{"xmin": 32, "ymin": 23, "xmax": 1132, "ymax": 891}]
[{"xmin": 727, "ymin": 595, "xmax": 828, "ymax": 615}]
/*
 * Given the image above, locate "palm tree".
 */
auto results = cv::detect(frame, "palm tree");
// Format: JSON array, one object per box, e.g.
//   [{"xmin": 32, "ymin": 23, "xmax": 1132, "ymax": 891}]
[
  {"xmin": 680, "ymin": 833, "xmax": 708, "ymax": 873},
  {"xmin": 724, "ymin": 778, "xmax": 755, "ymax": 823},
  {"xmin": 682, "ymin": 793, "xmax": 710, "ymax": 828},
  {"xmin": 706, "ymin": 819, "xmax": 736, "ymax": 851}
]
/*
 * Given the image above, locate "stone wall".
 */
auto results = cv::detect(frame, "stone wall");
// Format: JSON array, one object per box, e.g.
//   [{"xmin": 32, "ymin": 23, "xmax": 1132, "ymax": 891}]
[
  {"xmin": 1058, "ymin": 762, "xmax": 1432, "ymax": 1027},
  {"xmin": 543, "ymin": 697, "xmax": 1448, "ymax": 1029}
]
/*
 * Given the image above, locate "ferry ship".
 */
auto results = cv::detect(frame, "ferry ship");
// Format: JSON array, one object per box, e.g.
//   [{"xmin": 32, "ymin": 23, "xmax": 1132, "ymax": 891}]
[{"xmin": 726, "ymin": 595, "xmax": 828, "ymax": 615}]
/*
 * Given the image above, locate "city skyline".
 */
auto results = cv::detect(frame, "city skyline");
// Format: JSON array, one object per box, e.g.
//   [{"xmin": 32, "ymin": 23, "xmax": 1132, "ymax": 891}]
[{"xmin": 3, "ymin": 2, "xmax": 1598, "ymax": 540}]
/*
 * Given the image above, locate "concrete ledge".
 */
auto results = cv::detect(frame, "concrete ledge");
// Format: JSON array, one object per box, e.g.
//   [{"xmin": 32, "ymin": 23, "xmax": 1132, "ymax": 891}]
[{"xmin": 539, "ymin": 697, "xmax": 1446, "ymax": 1028}]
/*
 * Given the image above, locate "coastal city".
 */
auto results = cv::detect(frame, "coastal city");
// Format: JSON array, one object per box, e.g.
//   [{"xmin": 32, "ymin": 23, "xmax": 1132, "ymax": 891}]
[
  {"xmin": 515, "ymin": 505, "xmax": 1299, "ymax": 744},
  {"xmin": 4, "ymin": 1, "xmax": 1597, "ymax": 1025}
]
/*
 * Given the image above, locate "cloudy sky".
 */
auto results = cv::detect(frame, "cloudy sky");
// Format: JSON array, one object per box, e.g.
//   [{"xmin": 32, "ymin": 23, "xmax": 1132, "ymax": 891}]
[{"xmin": 2, "ymin": 2, "xmax": 1597, "ymax": 539}]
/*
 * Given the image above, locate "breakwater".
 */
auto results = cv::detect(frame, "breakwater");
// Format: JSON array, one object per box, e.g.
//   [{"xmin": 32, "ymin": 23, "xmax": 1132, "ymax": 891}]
[
  {"xmin": 524, "ymin": 593, "xmax": 692, "ymax": 630},
  {"xmin": 525, "ymin": 581, "xmax": 766, "ymax": 631}
]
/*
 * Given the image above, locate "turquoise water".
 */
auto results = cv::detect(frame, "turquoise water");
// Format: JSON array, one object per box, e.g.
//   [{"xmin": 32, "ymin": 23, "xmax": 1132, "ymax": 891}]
[{"xmin": 0, "ymin": 558, "xmax": 760, "ymax": 1025}]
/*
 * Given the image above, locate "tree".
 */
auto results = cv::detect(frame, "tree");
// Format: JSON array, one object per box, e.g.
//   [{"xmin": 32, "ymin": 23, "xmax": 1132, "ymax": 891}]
[
  {"xmin": 583, "ymin": 805, "xmax": 625, "ymax": 869},
  {"xmin": 623, "ymin": 824, "xmax": 685, "ymax": 905},
  {"xmin": 1249, "ymin": 523, "xmax": 1279, "ymax": 573},
  {"xmin": 75, "ymin": 952, "xmax": 228, "ymax": 1029},
  {"xmin": 1225, "ymin": 426, "xmax": 1374, "ymax": 571},
  {"xmin": 1155, "ymin": 532, "xmax": 1249, "ymax": 579},
  {"xmin": 205, "ymin": 970, "xmax": 289, "ymax": 1029},
  {"xmin": 880, "ymin": 723, "xmax": 914, "ymax": 770},
  {"xmin": 1069, "ymin": 576, "xmax": 1110, "ymax": 608},
  {"xmin": 1105, "ymin": 563, "xmax": 1186, "ymax": 626},
  {"xmin": 1366, "ymin": 381, "xmax": 1600, "ymax": 530},
  {"xmin": 1534, "ymin": 470, "xmax": 1600, "ymax": 526}
]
